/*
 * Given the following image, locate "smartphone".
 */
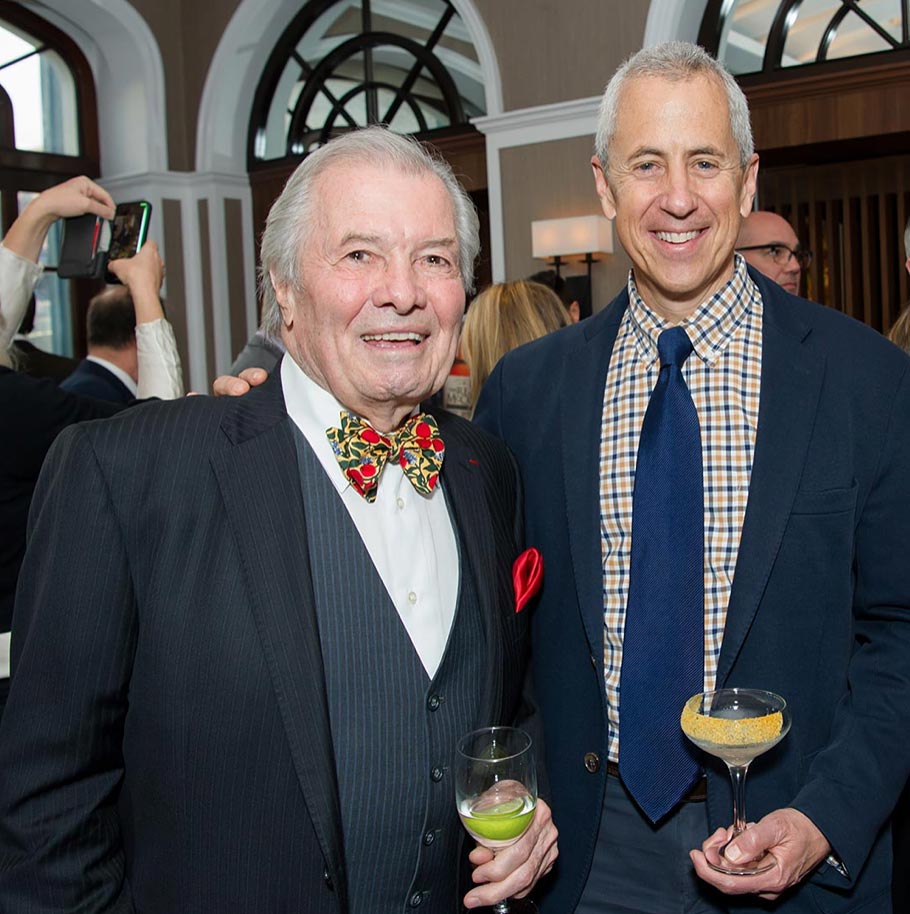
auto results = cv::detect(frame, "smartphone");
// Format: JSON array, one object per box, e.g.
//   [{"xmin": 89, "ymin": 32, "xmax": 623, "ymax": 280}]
[{"xmin": 105, "ymin": 200, "xmax": 152, "ymax": 282}]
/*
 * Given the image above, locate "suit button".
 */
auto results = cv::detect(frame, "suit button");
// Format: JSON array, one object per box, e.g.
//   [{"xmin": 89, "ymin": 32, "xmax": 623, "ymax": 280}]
[
  {"xmin": 323, "ymin": 867, "xmax": 334, "ymax": 891},
  {"xmin": 409, "ymin": 891, "xmax": 425, "ymax": 907},
  {"xmin": 430, "ymin": 766, "xmax": 445, "ymax": 782},
  {"xmin": 427, "ymin": 694, "xmax": 441, "ymax": 711},
  {"xmin": 584, "ymin": 752, "xmax": 601, "ymax": 773},
  {"xmin": 423, "ymin": 830, "xmax": 437, "ymax": 846}
]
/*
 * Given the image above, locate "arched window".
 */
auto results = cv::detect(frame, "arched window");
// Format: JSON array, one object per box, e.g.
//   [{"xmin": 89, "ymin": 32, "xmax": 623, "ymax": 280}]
[
  {"xmin": 246, "ymin": 0, "xmax": 492, "ymax": 298},
  {"xmin": 248, "ymin": 0, "xmax": 485, "ymax": 164},
  {"xmin": 698, "ymin": 0, "xmax": 910, "ymax": 333},
  {"xmin": 0, "ymin": 2, "xmax": 99, "ymax": 356},
  {"xmin": 700, "ymin": 0, "xmax": 910, "ymax": 76}
]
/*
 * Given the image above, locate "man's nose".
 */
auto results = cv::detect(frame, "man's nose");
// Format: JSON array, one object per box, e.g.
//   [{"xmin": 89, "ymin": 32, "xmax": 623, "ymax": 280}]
[
  {"xmin": 374, "ymin": 257, "xmax": 427, "ymax": 311},
  {"xmin": 660, "ymin": 164, "xmax": 698, "ymax": 217}
]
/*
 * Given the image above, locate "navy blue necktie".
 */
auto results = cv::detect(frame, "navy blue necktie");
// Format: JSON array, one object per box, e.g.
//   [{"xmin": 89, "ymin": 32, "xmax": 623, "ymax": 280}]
[{"xmin": 619, "ymin": 325, "xmax": 704, "ymax": 824}]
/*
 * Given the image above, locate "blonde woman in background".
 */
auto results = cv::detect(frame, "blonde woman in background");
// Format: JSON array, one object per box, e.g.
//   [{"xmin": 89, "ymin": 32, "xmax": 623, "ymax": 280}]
[{"xmin": 461, "ymin": 279, "xmax": 570, "ymax": 410}]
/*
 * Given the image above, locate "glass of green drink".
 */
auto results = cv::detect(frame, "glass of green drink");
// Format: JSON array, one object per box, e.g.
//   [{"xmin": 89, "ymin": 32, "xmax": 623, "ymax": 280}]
[{"xmin": 455, "ymin": 726, "xmax": 538, "ymax": 913}]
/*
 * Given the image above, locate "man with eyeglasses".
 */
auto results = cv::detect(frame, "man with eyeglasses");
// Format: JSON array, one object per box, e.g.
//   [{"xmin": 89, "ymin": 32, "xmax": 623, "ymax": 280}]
[{"xmin": 736, "ymin": 210, "xmax": 811, "ymax": 296}]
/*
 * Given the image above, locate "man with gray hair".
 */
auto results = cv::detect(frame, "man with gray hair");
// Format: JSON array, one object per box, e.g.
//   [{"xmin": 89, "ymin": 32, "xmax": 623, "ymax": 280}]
[
  {"xmin": 475, "ymin": 41, "xmax": 910, "ymax": 913},
  {"xmin": 0, "ymin": 127, "xmax": 556, "ymax": 913}
]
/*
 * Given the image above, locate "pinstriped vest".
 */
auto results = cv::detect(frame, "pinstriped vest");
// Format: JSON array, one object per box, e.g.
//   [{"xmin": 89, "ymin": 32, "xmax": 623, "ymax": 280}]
[{"xmin": 293, "ymin": 429, "xmax": 485, "ymax": 914}]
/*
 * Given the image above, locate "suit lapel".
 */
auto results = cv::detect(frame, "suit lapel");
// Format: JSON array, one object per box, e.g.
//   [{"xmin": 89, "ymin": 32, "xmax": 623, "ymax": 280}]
[
  {"xmin": 210, "ymin": 370, "xmax": 347, "ymax": 906},
  {"xmin": 437, "ymin": 424, "xmax": 504, "ymax": 723},
  {"xmin": 717, "ymin": 278, "xmax": 826, "ymax": 684},
  {"xmin": 562, "ymin": 294, "xmax": 628, "ymax": 662}
]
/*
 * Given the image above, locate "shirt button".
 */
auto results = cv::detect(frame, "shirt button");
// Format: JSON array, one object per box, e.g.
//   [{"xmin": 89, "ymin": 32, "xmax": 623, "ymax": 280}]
[
  {"xmin": 431, "ymin": 766, "xmax": 445, "ymax": 782},
  {"xmin": 584, "ymin": 751, "xmax": 601, "ymax": 774},
  {"xmin": 397, "ymin": 497, "xmax": 405, "ymax": 510},
  {"xmin": 427, "ymin": 693, "xmax": 441, "ymax": 711},
  {"xmin": 423, "ymin": 830, "xmax": 436, "ymax": 846},
  {"xmin": 409, "ymin": 891, "xmax": 424, "ymax": 907},
  {"xmin": 408, "ymin": 591, "xmax": 417, "ymax": 604}
]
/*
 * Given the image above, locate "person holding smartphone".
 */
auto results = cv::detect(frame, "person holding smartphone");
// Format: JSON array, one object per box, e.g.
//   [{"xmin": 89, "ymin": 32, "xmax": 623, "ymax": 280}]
[{"xmin": 0, "ymin": 177, "xmax": 182, "ymax": 718}]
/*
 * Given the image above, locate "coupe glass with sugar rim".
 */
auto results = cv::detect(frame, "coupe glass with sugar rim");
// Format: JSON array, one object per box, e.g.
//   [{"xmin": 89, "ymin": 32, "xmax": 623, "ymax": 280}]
[
  {"xmin": 681, "ymin": 688, "xmax": 791, "ymax": 875},
  {"xmin": 455, "ymin": 726, "xmax": 538, "ymax": 913}
]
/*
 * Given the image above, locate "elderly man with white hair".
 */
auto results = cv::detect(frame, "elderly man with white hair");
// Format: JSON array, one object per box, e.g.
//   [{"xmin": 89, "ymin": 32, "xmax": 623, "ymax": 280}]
[{"xmin": 0, "ymin": 127, "xmax": 556, "ymax": 914}]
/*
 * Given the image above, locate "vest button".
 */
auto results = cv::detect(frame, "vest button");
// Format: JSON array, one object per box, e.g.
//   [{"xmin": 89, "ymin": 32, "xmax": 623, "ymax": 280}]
[
  {"xmin": 427, "ymin": 693, "xmax": 441, "ymax": 711},
  {"xmin": 584, "ymin": 751, "xmax": 601, "ymax": 773},
  {"xmin": 430, "ymin": 766, "xmax": 445, "ymax": 782},
  {"xmin": 423, "ymin": 829, "xmax": 436, "ymax": 846},
  {"xmin": 409, "ymin": 891, "xmax": 424, "ymax": 907}
]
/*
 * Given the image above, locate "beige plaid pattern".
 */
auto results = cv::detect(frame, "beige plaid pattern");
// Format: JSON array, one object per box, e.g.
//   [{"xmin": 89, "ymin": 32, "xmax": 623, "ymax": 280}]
[{"xmin": 600, "ymin": 255, "xmax": 763, "ymax": 762}]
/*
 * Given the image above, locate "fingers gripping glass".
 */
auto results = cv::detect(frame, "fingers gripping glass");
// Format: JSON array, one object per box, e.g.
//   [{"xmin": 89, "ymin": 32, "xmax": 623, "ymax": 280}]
[
  {"xmin": 456, "ymin": 727, "xmax": 539, "ymax": 913},
  {"xmin": 681, "ymin": 689, "xmax": 791, "ymax": 876},
  {"xmin": 736, "ymin": 244, "xmax": 812, "ymax": 269}
]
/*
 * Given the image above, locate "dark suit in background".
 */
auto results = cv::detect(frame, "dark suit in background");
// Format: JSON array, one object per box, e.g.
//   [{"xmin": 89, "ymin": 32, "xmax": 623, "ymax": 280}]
[
  {"xmin": 60, "ymin": 358, "xmax": 133, "ymax": 403},
  {"xmin": 9, "ymin": 340, "xmax": 79, "ymax": 384},
  {"xmin": 0, "ymin": 367, "xmax": 123, "ymax": 717},
  {"xmin": 475, "ymin": 268, "xmax": 910, "ymax": 913}
]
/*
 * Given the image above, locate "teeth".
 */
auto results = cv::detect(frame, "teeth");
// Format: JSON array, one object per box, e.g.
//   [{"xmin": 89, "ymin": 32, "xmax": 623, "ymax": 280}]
[
  {"xmin": 362, "ymin": 332, "xmax": 425, "ymax": 342},
  {"xmin": 655, "ymin": 231, "xmax": 700, "ymax": 243}
]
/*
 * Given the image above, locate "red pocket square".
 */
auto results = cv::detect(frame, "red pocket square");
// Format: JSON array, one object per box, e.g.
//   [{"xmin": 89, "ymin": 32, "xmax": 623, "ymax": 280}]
[{"xmin": 512, "ymin": 547, "xmax": 543, "ymax": 614}]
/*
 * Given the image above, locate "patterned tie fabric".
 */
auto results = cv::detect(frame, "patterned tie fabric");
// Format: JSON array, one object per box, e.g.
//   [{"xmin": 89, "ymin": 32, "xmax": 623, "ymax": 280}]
[
  {"xmin": 619, "ymin": 325, "xmax": 704, "ymax": 824},
  {"xmin": 326, "ymin": 411, "xmax": 445, "ymax": 503}
]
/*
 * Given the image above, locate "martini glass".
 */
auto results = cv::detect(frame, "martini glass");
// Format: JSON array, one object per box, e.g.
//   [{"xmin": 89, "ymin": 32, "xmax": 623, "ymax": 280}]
[
  {"xmin": 455, "ymin": 726, "xmax": 538, "ymax": 913},
  {"xmin": 681, "ymin": 688, "xmax": 791, "ymax": 875}
]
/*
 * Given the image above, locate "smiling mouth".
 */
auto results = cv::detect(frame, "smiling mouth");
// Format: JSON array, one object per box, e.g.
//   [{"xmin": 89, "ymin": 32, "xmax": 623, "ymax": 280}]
[
  {"xmin": 654, "ymin": 230, "xmax": 703, "ymax": 244},
  {"xmin": 361, "ymin": 332, "xmax": 426, "ymax": 344}
]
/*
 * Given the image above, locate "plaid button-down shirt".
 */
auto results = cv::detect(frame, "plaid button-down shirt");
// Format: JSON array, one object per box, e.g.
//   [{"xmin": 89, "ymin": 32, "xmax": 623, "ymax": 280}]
[{"xmin": 600, "ymin": 255, "xmax": 763, "ymax": 762}]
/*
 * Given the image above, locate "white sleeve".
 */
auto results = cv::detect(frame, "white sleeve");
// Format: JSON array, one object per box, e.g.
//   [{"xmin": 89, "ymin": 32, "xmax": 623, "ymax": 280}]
[
  {"xmin": 0, "ymin": 244, "xmax": 44, "ymax": 351},
  {"xmin": 135, "ymin": 318, "xmax": 184, "ymax": 399}
]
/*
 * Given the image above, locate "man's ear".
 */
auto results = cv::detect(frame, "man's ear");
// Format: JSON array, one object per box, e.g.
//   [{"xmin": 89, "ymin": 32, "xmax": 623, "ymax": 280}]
[
  {"xmin": 591, "ymin": 156, "xmax": 617, "ymax": 220},
  {"xmin": 739, "ymin": 153, "xmax": 760, "ymax": 218},
  {"xmin": 270, "ymin": 270, "xmax": 295, "ymax": 328}
]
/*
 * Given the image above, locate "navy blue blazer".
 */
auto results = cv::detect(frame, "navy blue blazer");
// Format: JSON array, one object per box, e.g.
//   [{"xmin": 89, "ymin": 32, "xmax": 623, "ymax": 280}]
[
  {"xmin": 475, "ymin": 268, "xmax": 910, "ymax": 914},
  {"xmin": 0, "ymin": 368, "xmax": 533, "ymax": 914},
  {"xmin": 60, "ymin": 358, "xmax": 133, "ymax": 403}
]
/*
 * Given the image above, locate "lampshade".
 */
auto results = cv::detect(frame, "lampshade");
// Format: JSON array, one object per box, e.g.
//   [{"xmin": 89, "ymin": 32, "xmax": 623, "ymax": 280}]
[{"xmin": 531, "ymin": 215, "xmax": 613, "ymax": 259}]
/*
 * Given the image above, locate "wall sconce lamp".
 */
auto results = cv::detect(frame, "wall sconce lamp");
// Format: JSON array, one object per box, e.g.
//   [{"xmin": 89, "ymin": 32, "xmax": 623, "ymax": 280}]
[{"xmin": 531, "ymin": 215, "xmax": 613, "ymax": 282}]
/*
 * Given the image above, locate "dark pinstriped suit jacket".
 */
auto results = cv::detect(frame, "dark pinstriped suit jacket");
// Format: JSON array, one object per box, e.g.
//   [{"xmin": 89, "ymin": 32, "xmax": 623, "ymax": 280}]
[{"xmin": 0, "ymin": 368, "xmax": 532, "ymax": 914}]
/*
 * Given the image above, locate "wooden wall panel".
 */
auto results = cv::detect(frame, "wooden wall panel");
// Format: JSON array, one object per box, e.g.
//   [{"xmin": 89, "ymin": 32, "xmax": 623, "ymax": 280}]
[{"xmin": 759, "ymin": 154, "xmax": 910, "ymax": 334}]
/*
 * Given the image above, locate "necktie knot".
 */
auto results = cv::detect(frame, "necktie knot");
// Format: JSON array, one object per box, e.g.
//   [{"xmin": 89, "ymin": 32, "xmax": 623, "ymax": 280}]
[
  {"xmin": 658, "ymin": 326, "xmax": 694, "ymax": 368},
  {"xmin": 326, "ymin": 411, "xmax": 445, "ymax": 503}
]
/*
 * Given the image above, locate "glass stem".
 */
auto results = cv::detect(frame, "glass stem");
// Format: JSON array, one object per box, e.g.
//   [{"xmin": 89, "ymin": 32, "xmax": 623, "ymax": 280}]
[{"xmin": 727, "ymin": 763, "xmax": 750, "ymax": 838}]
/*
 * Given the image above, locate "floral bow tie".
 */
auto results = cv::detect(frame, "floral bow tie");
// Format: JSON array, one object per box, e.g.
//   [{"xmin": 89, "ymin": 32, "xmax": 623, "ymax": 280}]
[{"xmin": 326, "ymin": 411, "xmax": 445, "ymax": 503}]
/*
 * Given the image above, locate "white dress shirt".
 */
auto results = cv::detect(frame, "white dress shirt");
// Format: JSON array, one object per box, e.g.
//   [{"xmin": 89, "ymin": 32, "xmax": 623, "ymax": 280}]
[{"xmin": 280, "ymin": 356, "xmax": 459, "ymax": 678}]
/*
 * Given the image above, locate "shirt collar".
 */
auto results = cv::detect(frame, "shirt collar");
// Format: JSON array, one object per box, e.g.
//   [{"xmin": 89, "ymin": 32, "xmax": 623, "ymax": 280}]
[
  {"xmin": 625, "ymin": 253, "xmax": 759, "ymax": 367},
  {"xmin": 279, "ymin": 355, "xmax": 421, "ymax": 497}
]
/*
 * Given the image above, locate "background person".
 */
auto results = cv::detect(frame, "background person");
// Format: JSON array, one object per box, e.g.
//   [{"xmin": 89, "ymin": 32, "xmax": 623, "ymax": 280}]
[
  {"xmin": 0, "ymin": 127, "xmax": 556, "ymax": 913},
  {"xmin": 60, "ymin": 285, "xmax": 149, "ymax": 402},
  {"xmin": 735, "ymin": 210, "xmax": 810, "ymax": 296},
  {"xmin": 888, "ymin": 216, "xmax": 910, "ymax": 353},
  {"xmin": 475, "ymin": 41, "xmax": 910, "ymax": 914},
  {"xmin": 460, "ymin": 279, "xmax": 570, "ymax": 410},
  {"xmin": 8, "ymin": 295, "xmax": 79, "ymax": 383}
]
